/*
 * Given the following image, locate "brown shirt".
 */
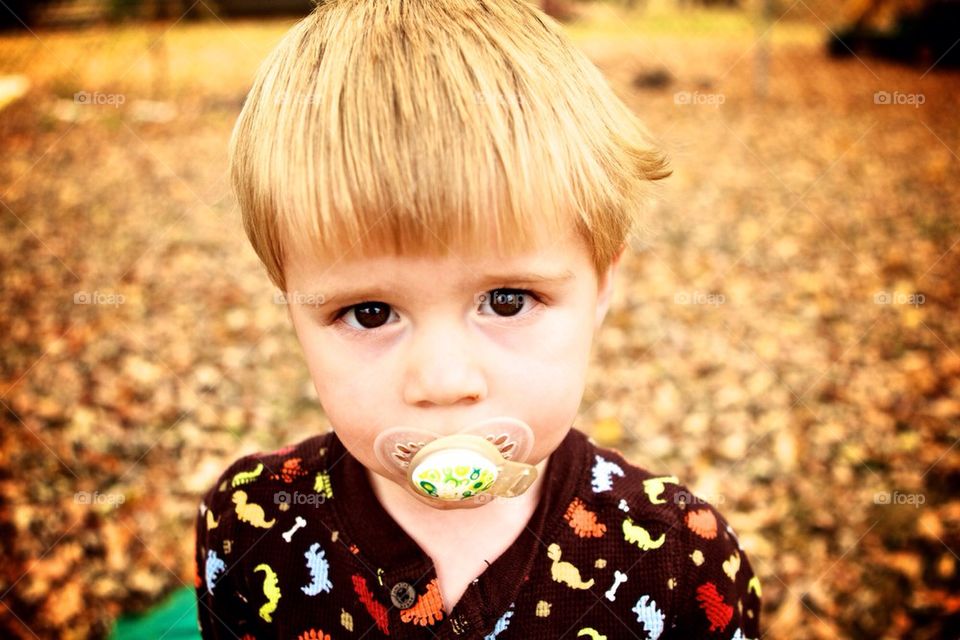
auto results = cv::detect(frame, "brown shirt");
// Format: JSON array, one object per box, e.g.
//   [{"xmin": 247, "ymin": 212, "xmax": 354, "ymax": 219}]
[{"xmin": 195, "ymin": 427, "xmax": 761, "ymax": 639}]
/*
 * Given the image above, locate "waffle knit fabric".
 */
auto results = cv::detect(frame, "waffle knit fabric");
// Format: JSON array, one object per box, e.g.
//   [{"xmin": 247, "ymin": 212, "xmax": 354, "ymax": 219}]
[{"xmin": 195, "ymin": 427, "xmax": 761, "ymax": 639}]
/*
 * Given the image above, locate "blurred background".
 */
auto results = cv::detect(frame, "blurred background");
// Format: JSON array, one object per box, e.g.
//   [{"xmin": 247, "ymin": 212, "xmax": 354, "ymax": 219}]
[{"xmin": 0, "ymin": 0, "xmax": 958, "ymax": 638}]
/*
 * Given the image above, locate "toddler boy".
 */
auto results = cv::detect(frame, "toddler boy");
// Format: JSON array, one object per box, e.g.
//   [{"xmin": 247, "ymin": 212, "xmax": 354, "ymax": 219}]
[{"xmin": 196, "ymin": 1, "xmax": 761, "ymax": 638}]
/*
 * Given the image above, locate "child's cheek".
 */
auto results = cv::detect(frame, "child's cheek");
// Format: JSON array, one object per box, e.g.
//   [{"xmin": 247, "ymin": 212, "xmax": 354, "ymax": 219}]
[{"xmin": 507, "ymin": 310, "xmax": 595, "ymax": 380}]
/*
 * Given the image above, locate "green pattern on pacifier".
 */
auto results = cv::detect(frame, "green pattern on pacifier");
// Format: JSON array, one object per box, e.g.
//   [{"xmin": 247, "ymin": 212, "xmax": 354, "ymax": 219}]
[{"xmin": 411, "ymin": 457, "xmax": 497, "ymax": 500}]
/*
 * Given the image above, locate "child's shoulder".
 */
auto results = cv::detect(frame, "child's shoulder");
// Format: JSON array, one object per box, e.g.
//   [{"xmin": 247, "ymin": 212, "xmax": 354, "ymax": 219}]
[
  {"xmin": 574, "ymin": 437, "xmax": 762, "ymax": 636},
  {"xmin": 578, "ymin": 438, "xmax": 745, "ymax": 552},
  {"xmin": 199, "ymin": 429, "xmax": 336, "ymax": 511},
  {"xmin": 579, "ymin": 438, "xmax": 705, "ymax": 521}
]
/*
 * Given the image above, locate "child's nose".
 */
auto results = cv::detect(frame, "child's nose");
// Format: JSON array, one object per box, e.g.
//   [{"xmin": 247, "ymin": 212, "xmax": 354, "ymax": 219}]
[{"xmin": 402, "ymin": 323, "xmax": 486, "ymax": 407}]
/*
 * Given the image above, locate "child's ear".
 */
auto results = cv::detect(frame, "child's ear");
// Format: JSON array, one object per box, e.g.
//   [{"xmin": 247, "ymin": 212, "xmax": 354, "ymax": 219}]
[{"xmin": 594, "ymin": 243, "xmax": 625, "ymax": 331}]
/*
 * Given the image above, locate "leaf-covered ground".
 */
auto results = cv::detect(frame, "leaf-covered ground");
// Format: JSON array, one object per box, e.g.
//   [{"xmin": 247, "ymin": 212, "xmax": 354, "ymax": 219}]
[{"xmin": 0, "ymin": 6, "xmax": 958, "ymax": 639}]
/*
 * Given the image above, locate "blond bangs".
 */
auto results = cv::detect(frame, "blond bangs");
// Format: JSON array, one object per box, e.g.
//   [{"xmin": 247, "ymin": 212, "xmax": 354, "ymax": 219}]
[{"xmin": 229, "ymin": 0, "xmax": 671, "ymax": 291}]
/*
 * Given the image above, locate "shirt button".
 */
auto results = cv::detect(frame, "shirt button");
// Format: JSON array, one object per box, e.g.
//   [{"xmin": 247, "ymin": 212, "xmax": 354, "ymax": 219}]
[{"xmin": 389, "ymin": 581, "xmax": 417, "ymax": 609}]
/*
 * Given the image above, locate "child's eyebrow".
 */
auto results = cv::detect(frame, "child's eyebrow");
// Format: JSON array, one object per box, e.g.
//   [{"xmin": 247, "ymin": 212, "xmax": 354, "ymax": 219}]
[
  {"xmin": 307, "ymin": 269, "xmax": 575, "ymax": 307},
  {"xmin": 472, "ymin": 269, "xmax": 576, "ymax": 287}
]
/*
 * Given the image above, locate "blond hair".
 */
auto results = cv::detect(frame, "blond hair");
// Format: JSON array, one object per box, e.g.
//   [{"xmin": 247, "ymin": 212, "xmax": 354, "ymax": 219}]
[{"xmin": 229, "ymin": 0, "xmax": 670, "ymax": 291}]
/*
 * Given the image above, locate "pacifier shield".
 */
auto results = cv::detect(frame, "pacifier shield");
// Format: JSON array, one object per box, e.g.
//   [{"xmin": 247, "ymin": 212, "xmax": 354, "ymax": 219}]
[{"xmin": 372, "ymin": 417, "xmax": 538, "ymax": 504}]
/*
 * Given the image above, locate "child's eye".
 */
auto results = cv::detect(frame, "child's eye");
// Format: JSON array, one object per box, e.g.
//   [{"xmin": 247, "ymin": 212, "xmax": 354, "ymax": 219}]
[
  {"xmin": 477, "ymin": 288, "xmax": 541, "ymax": 318},
  {"xmin": 333, "ymin": 288, "xmax": 541, "ymax": 332},
  {"xmin": 338, "ymin": 301, "xmax": 397, "ymax": 330}
]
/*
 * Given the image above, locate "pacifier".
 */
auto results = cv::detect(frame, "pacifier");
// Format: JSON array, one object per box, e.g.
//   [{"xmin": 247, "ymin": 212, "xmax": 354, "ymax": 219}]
[{"xmin": 373, "ymin": 416, "xmax": 538, "ymax": 504}]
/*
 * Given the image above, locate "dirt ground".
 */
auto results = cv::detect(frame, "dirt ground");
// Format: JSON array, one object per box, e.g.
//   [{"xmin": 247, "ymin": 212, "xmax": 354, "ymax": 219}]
[{"xmin": 1, "ymin": 5, "xmax": 958, "ymax": 639}]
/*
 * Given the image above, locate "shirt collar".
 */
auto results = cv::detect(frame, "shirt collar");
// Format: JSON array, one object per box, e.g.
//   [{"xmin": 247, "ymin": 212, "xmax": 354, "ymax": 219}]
[{"xmin": 327, "ymin": 426, "xmax": 592, "ymax": 614}]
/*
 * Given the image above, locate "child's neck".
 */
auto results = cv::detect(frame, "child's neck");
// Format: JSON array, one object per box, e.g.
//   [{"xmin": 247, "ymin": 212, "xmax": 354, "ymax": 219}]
[{"xmin": 367, "ymin": 456, "xmax": 550, "ymax": 613}]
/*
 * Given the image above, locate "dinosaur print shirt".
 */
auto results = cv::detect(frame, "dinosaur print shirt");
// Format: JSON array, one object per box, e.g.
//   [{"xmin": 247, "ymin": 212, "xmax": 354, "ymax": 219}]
[{"xmin": 195, "ymin": 427, "xmax": 761, "ymax": 639}]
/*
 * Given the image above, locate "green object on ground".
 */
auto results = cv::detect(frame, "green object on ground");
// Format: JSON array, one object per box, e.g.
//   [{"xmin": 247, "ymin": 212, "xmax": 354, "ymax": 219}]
[{"xmin": 109, "ymin": 586, "xmax": 200, "ymax": 640}]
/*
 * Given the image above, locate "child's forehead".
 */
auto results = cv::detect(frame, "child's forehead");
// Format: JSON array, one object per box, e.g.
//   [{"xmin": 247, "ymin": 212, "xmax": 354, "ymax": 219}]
[
  {"xmin": 287, "ymin": 216, "xmax": 576, "ymax": 263},
  {"xmin": 284, "ymin": 221, "xmax": 592, "ymax": 280}
]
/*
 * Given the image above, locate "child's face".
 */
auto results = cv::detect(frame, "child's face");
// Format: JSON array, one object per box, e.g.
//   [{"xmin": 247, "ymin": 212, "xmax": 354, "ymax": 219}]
[{"xmin": 284, "ymin": 222, "xmax": 620, "ymax": 493}]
